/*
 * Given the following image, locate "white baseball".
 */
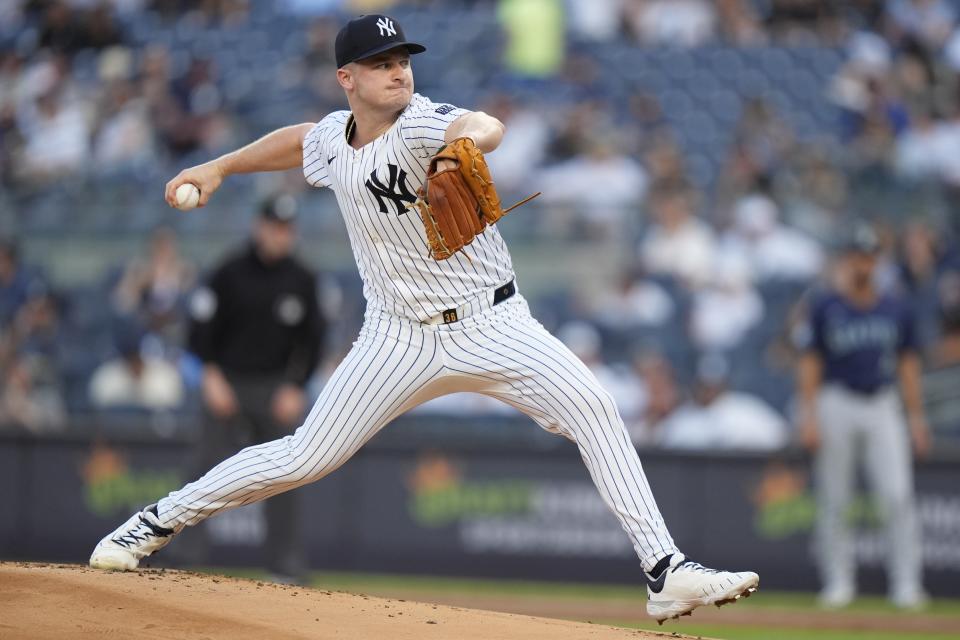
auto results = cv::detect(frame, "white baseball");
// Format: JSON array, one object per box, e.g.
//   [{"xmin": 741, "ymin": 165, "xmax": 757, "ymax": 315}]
[{"xmin": 175, "ymin": 183, "xmax": 201, "ymax": 210}]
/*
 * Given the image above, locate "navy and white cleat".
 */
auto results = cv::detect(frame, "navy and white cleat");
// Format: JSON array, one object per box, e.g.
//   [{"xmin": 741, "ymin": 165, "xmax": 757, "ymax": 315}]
[
  {"xmin": 89, "ymin": 504, "xmax": 180, "ymax": 571},
  {"xmin": 646, "ymin": 553, "xmax": 759, "ymax": 624}
]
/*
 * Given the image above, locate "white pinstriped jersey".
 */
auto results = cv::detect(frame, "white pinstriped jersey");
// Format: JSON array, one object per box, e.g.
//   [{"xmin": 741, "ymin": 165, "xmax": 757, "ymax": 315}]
[{"xmin": 302, "ymin": 93, "xmax": 515, "ymax": 322}]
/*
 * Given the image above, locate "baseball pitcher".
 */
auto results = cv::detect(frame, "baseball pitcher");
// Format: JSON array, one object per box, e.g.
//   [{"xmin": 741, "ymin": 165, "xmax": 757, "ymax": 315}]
[{"xmin": 89, "ymin": 14, "xmax": 758, "ymax": 623}]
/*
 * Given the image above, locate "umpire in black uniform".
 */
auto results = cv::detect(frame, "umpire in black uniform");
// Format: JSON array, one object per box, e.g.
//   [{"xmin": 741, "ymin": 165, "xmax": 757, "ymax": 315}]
[{"xmin": 187, "ymin": 194, "xmax": 325, "ymax": 581}]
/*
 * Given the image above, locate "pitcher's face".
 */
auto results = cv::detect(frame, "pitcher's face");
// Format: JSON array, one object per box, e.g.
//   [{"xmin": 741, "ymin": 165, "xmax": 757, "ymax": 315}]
[{"xmin": 340, "ymin": 49, "xmax": 414, "ymax": 113}]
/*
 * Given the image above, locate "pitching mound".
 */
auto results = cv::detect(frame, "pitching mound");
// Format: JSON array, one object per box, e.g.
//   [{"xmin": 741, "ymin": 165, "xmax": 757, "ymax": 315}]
[{"xmin": 0, "ymin": 562, "xmax": 702, "ymax": 640}]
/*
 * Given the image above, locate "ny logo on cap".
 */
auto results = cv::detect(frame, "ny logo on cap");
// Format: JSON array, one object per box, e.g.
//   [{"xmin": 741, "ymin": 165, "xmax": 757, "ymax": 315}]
[{"xmin": 376, "ymin": 17, "xmax": 396, "ymax": 37}]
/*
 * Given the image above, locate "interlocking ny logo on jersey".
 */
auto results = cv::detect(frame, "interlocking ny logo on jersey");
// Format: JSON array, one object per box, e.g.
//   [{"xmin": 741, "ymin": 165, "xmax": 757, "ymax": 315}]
[
  {"xmin": 376, "ymin": 17, "xmax": 396, "ymax": 37},
  {"xmin": 366, "ymin": 164, "xmax": 416, "ymax": 215}
]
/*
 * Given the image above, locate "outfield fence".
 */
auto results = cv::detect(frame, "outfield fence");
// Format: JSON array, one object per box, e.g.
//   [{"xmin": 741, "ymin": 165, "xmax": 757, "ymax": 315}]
[{"xmin": 2, "ymin": 416, "xmax": 959, "ymax": 596}]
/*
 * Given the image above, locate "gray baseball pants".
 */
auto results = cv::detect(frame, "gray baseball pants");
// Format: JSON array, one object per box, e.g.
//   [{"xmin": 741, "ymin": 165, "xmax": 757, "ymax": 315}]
[{"xmin": 814, "ymin": 385, "xmax": 923, "ymax": 598}]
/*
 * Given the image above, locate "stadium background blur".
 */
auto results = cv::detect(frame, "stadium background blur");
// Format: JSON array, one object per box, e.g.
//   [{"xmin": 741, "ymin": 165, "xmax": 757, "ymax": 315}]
[{"xmin": 2, "ymin": 0, "xmax": 960, "ymax": 605}]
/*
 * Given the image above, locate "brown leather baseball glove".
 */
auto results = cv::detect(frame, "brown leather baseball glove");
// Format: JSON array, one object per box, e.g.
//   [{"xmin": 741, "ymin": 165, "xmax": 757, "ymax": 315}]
[{"xmin": 412, "ymin": 137, "xmax": 539, "ymax": 260}]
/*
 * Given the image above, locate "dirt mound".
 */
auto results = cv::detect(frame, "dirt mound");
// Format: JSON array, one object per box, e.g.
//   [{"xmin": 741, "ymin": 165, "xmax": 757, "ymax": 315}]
[{"xmin": 0, "ymin": 563, "xmax": 701, "ymax": 640}]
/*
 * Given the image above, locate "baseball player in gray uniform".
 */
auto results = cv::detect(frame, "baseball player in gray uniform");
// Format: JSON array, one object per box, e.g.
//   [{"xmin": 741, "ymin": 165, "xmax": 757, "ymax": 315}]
[
  {"xmin": 798, "ymin": 225, "xmax": 930, "ymax": 609},
  {"xmin": 89, "ymin": 14, "xmax": 758, "ymax": 623}
]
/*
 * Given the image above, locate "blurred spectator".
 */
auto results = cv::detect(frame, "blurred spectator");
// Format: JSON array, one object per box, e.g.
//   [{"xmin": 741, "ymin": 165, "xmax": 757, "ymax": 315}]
[
  {"xmin": 640, "ymin": 181, "xmax": 717, "ymax": 287},
  {"xmin": 621, "ymin": 92, "xmax": 668, "ymax": 154},
  {"xmin": 0, "ymin": 57, "xmax": 23, "ymax": 186},
  {"xmin": 150, "ymin": 0, "xmax": 250, "ymax": 26},
  {"xmin": 200, "ymin": 0, "xmax": 251, "ymax": 27},
  {"xmin": 935, "ymin": 105, "xmax": 960, "ymax": 187},
  {"xmin": 627, "ymin": 350, "xmax": 682, "ymax": 445},
  {"xmin": 482, "ymin": 94, "xmax": 550, "ymax": 196},
  {"xmin": 894, "ymin": 105, "xmax": 952, "ymax": 181},
  {"xmin": 626, "ymin": 0, "xmax": 717, "ymax": 47},
  {"xmin": 537, "ymin": 133, "xmax": 648, "ymax": 238},
  {"xmin": 0, "ymin": 353, "xmax": 66, "ymax": 432},
  {"xmin": 716, "ymin": 0, "xmax": 765, "ymax": 44},
  {"xmin": 88, "ymin": 322, "xmax": 184, "ymax": 411},
  {"xmin": 640, "ymin": 130, "xmax": 686, "ymax": 185},
  {"xmin": 111, "ymin": 226, "xmax": 196, "ymax": 343},
  {"xmin": 885, "ymin": 0, "xmax": 956, "ymax": 50},
  {"xmin": 946, "ymin": 26, "xmax": 960, "ymax": 71},
  {"xmin": 657, "ymin": 354, "xmax": 788, "ymax": 450},
  {"xmin": 828, "ymin": 32, "xmax": 900, "ymax": 139},
  {"xmin": 4, "ymin": 289, "xmax": 62, "ymax": 367},
  {"xmin": 689, "ymin": 251, "xmax": 764, "ymax": 351},
  {"xmin": 720, "ymin": 194, "xmax": 824, "ymax": 282},
  {"xmin": 0, "ymin": 290, "xmax": 66, "ymax": 432},
  {"xmin": 0, "ymin": 240, "xmax": 46, "ymax": 328},
  {"xmin": 304, "ymin": 16, "xmax": 340, "ymax": 68},
  {"xmin": 136, "ymin": 44, "xmax": 209, "ymax": 158},
  {"xmin": 891, "ymin": 45, "xmax": 939, "ymax": 112},
  {"xmin": 0, "ymin": 3, "xmax": 24, "ymax": 30},
  {"xmin": 163, "ymin": 56, "xmax": 231, "ymax": 155},
  {"xmin": 16, "ymin": 87, "xmax": 92, "ymax": 182},
  {"xmin": 923, "ymin": 269, "xmax": 960, "ymax": 436},
  {"xmin": 566, "ymin": 0, "xmax": 625, "ymax": 42},
  {"xmin": 93, "ymin": 73, "xmax": 156, "ymax": 171},
  {"xmin": 544, "ymin": 100, "xmax": 612, "ymax": 163},
  {"xmin": 84, "ymin": 3, "xmax": 125, "ymax": 50},
  {"xmin": 720, "ymin": 97, "xmax": 796, "ymax": 200},
  {"xmin": 584, "ymin": 266, "xmax": 675, "ymax": 330},
  {"xmin": 303, "ymin": 17, "xmax": 344, "ymax": 106},
  {"xmin": 37, "ymin": 1, "xmax": 86, "ymax": 54},
  {"xmin": 896, "ymin": 220, "xmax": 957, "ymax": 346},
  {"xmin": 780, "ymin": 146, "xmax": 849, "ymax": 243},
  {"xmin": 762, "ymin": 0, "xmax": 844, "ymax": 44}
]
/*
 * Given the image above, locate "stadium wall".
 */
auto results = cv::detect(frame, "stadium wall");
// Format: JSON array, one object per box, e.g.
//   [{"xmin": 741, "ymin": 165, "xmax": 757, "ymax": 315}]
[{"xmin": 2, "ymin": 418, "xmax": 959, "ymax": 596}]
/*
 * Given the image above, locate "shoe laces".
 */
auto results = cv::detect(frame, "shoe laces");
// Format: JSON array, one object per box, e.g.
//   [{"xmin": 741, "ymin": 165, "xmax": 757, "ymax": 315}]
[
  {"xmin": 674, "ymin": 559, "xmax": 721, "ymax": 575},
  {"xmin": 113, "ymin": 515, "xmax": 170, "ymax": 549}
]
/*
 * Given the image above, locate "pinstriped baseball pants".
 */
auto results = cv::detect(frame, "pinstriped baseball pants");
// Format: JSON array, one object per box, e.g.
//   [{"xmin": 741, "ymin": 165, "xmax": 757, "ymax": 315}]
[{"xmin": 157, "ymin": 295, "xmax": 678, "ymax": 571}]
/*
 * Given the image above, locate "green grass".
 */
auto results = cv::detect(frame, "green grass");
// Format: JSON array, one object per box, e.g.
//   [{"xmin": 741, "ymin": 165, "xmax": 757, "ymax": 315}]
[
  {"xmin": 708, "ymin": 590, "xmax": 960, "ymax": 616},
  {"xmin": 199, "ymin": 568, "xmax": 960, "ymax": 640},
  {"xmin": 304, "ymin": 571, "xmax": 960, "ymax": 616}
]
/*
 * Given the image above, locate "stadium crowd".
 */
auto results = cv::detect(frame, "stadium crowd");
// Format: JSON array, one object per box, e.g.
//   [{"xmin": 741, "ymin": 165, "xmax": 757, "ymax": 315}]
[{"xmin": 2, "ymin": 0, "xmax": 960, "ymax": 449}]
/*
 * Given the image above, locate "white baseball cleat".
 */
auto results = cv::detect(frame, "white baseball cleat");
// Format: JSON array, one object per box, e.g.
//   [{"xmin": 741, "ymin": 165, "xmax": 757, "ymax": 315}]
[
  {"xmin": 818, "ymin": 583, "xmax": 855, "ymax": 609},
  {"xmin": 646, "ymin": 553, "xmax": 759, "ymax": 624},
  {"xmin": 891, "ymin": 588, "xmax": 929, "ymax": 611},
  {"xmin": 89, "ymin": 504, "xmax": 180, "ymax": 571}
]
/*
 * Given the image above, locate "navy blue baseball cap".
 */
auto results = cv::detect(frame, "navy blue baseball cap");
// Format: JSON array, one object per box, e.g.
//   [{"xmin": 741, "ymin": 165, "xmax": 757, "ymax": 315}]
[
  {"xmin": 335, "ymin": 14, "xmax": 426, "ymax": 68},
  {"xmin": 842, "ymin": 223, "xmax": 881, "ymax": 255},
  {"xmin": 260, "ymin": 194, "xmax": 298, "ymax": 223}
]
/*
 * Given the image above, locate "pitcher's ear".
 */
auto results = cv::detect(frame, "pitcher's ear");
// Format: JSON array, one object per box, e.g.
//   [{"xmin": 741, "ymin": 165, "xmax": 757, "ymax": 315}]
[{"xmin": 336, "ymin": 66, "xmax": 353, "ymax": 90}]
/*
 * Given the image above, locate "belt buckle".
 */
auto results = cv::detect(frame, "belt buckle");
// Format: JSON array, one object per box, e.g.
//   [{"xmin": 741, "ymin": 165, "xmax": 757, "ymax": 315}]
[{"xmin": 493, "ymin": 280, "xmax": 515, "ymax": 306}]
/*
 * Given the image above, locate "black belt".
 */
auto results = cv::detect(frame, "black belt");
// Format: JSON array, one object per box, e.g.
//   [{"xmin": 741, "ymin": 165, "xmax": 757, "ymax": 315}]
[
  {"xmin": 436, "ymin": 280, "xmax": 515, "ymax": 325},
  {"xmin": 837, "ymin": 383, "xmax": 891, "ymax": 397},
  {"xmin": 493, "ymin": 279, "xmax": 516, "ymax": 305}
]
